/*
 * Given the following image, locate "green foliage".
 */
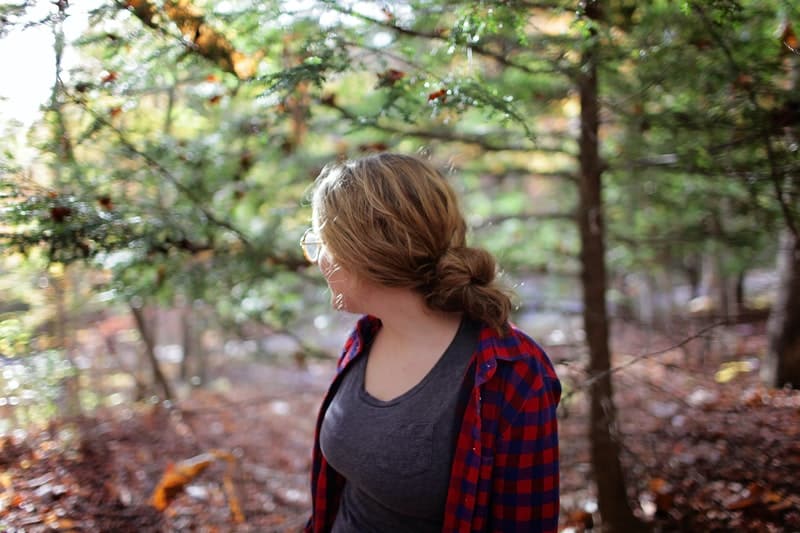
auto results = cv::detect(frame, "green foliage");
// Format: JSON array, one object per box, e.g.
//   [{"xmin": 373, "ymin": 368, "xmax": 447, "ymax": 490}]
[
  {"xmin": 602, "ymin": 0, "xmax": 798, "ymax": 280},
  {"xmin": 0, "ymin": 349, "xmax": 77, "ymax": 434},
  {"xmin": 1, "ymin": 0, "xmax": 796, "ymax": 334},
  {"xmin": 0, "ymin": 318, "xmax": 31, "ymax": 356}
]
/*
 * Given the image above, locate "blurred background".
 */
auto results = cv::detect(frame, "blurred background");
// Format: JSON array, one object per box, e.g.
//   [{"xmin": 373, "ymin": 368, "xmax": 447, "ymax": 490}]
[{"xmin": 1, "ymin": 0, "xmax": 799, "ymax": 531}]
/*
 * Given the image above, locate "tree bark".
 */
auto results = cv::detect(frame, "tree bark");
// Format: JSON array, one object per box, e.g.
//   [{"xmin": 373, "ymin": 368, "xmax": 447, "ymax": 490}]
[
  {"xmin": 52, "ymin": 269, "xmax": 82, "ymax": 419},
  {"xmin": 47, "ymin": 5, "xmax": 82, "ymax": 420},
  {"xmin": 180, "ymin": 303, "xmax": 192, "ymax": 383},
  {"xmin": 577, "ymin": 2, "xmax": 646, "ymax": 530},
  {"xmin": 130, "ymin": 304, "xmax": 173, "ymax": 400},
  {"xmin": 763, "ymin": 19, "xmax": 800, "ymax": 389},
  {"xmin": 762, "ymin": 231, "xmax": 800, "ymax": 388}
]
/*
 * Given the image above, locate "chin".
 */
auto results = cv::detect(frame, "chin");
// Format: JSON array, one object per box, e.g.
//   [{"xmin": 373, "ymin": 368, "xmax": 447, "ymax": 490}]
[{"xmin": 330, "ymin": 293, "xmax": 361, "ymax": 315}]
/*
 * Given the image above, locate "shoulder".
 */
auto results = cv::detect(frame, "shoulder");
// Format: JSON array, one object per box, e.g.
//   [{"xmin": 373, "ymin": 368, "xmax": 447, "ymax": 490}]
[
  {"xmin": 479, "ymin": 322, "xmax": 561, "ymax": 401},
  {"xmin": 479, "ymin": 323, "xmax": 561, "ymax": 438},
  {"xmin": 479, "ymin": 322, "xmax": 559, "ymax": 381}
]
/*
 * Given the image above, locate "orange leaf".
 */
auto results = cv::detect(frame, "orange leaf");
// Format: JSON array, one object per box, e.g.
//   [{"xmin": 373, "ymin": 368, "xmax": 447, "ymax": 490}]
[
  {"xmin": 209, "ymin": 449, "xmax": 244, "ymax": 523},
  {"xmin": 101, "ymin": 71, "xmax": 118, "ymax": 84},
  {"xmin": 648, "ymin": 477, "xmax": 671, "ymax": 493},
  {"xmin": 205, "ymin": 74, "xmax": 220, "ymax": 83},
  {"xmin": 150, "ymin": 453, "xmax": 215, "ymax": 511},
  {"xmin": 232, "ymin": 50, "xmax": 261, "ymax": 80},
  {"xmin": 110, "ymin": 106, "xmax": 122, "ymax": 118},
  {"xmin": 222, "ymin": 465, "xmax": 244, "ymax": 523},
  {"xmin": 725, "ymin": 483, "xmax": 764, "ymax": 511}
]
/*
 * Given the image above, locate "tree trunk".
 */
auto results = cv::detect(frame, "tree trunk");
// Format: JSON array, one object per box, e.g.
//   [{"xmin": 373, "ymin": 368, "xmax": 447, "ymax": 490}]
[
  {"xmin": 734, "ymin": 270, "xmax": 746, "ymax": 317},
  {"xmin": 52, "ymin": 269, "xmax": 82, "ymax": 419},
  {"xmin": 180, "ymin": 303, "xmax": 192, "ymax": 382},
  {"xmin": 47, "ymin": 5, "xmax": 81, "ymax": 420},
  {"xmin": 762, "ymin": 231, "xmax": 800, "ymax": 388},
  {"xmin": 578, "ymin": 2, "xmax": 646, "ymax": 530},
  {"xmin": 763, "ymin": 22, "xmax": 800, "ymax": 388},
  {"xmin": 130, "ymin": 304, "xmax": 173, "ymax": 400}
]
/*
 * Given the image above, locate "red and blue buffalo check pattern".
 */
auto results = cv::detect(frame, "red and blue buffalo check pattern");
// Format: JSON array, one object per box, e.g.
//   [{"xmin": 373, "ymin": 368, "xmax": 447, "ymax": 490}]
[{"xmin": 306, "ymin": 315, "xmax": 561, "ymax": 533}]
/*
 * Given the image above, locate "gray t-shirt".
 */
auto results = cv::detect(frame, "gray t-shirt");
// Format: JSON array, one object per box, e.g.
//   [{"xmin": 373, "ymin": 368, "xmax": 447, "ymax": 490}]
[{"xmin": 319, "ymin": 317, "xmax": 480, "ymax": 533}]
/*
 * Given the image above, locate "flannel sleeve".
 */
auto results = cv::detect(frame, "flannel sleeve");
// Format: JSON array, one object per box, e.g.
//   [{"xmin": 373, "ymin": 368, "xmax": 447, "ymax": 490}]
[{"xmin": 489, "ymin": 373, "xmax": 561, "ymax": 532}]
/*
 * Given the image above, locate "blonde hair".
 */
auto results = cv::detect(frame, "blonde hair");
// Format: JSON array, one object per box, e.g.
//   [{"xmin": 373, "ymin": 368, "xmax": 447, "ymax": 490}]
[{"xmin": 311, "ymin": 153, "xmax": 511, "ymax": 330}]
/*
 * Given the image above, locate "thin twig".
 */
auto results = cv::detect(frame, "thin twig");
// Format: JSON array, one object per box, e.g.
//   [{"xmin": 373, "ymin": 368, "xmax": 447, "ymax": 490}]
[
  {"xmin": 472, "ymin": 210, "xmax": 575, "ymax": 229},
  {"xmin": 562, "ymin": 321, "xmax": 725, "ymax": 402}
]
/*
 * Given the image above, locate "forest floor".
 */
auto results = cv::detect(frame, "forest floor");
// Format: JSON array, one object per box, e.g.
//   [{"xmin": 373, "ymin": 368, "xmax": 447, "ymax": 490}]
[{"xmin": 1, "ymin": 320, "xmax": 800, "ymax": 532}]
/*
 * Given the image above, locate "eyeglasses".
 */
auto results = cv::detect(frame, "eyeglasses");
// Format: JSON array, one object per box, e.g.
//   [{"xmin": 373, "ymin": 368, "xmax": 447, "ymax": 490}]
[{"xmin": 300, "ymin": 228, "xmax": 324, "ymax": 263}]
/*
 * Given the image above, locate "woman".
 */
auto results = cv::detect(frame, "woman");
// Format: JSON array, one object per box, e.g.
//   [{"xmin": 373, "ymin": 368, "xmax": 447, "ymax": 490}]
[{"xmin": 301, "ymin": 153, "xmax": 561, "ymax": 533}]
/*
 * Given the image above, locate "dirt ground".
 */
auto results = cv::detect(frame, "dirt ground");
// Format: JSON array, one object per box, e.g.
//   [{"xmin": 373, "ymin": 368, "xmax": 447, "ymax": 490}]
[{"xmin": 1, "ymin": 321, "xmax": 799, "ymax": 532}]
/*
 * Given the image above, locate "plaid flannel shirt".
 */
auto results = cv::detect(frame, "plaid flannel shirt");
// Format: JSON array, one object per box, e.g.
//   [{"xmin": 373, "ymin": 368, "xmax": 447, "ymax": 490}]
[{"xmin": 305, "ymin": 315, "xmax": 561, "ymax": 533}]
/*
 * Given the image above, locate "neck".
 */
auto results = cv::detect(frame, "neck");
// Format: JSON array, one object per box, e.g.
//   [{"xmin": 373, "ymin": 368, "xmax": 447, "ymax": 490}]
[{"xmin": 366, "ymin": 286, "xmax": 462, "ymax": 348}]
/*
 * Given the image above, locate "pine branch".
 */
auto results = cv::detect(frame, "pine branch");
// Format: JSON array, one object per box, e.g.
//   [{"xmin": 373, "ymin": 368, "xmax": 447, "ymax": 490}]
[
  {"xmin": 323, "ymin": 100, "xmax": 571, "ymax": 154},
  {"xmin": 74, "ymin": 99, "xmax": 253, "ymax": 250},
  {"xmin": 472, "ymin": 211, "xmax": 575, "ymax": 229},
  {"xmin": 691, "ymin": 2, "xmax": 798, "ymax": 239},
  {"xmin": 319, "ymin": 0, "xmax": 574, "ymax": 78}
]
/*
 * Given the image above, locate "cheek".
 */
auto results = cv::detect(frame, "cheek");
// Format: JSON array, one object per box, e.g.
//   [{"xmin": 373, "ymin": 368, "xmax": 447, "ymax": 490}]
[
  {"xmin": 317, "ymin": 253, "xmax": 360, "ymax": 311},
  {"xmin": 319, "ymin": 251, "xmax": 351, "ymax": 295},
  {"xmin": 318, "ymin": 249, "xmax": 338, "ymax": 282}
]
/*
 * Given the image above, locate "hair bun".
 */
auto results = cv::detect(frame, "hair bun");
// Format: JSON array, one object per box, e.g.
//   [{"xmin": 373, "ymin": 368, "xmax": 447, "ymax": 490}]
[
  {"xmin": 435, "ymin": 247, "xmax": 495, "ymax": 288},
  {"xmin": 424, "ymin": 246, "xmax": 510, "ymax": 328}
]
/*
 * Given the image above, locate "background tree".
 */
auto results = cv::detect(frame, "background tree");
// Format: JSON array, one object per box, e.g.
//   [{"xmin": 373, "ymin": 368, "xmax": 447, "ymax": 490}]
[{"xmin": 602, "ymin": 0, "xmax": 799, "ymax": 385}]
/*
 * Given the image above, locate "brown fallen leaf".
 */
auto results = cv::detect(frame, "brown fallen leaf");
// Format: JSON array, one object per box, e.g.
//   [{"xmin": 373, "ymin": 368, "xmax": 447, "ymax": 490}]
[
  {"xmin": 648, "ymin": 477, "xmax": 675, "ymax": 512},
  {"xmin": 767, "ymin": 493, "xmax": 800, "ymax": 512},
  {"xmin": 725, "ymin": 483, "xmax": 764, "ymax": 511},
  {"xmin": 566, "ymin": 508, "xmax": 594, "ymax": 530}
]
